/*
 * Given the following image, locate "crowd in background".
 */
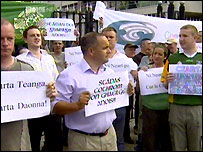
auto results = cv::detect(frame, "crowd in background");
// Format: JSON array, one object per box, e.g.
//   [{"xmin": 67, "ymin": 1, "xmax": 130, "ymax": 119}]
[{"xmin": 1, "ymin": 17, "xmax": 202, "ymax": 152}]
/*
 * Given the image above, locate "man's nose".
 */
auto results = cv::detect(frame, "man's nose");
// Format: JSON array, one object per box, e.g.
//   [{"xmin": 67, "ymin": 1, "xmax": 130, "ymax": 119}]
[
  {"xmin": 107, "ymin": 48, "xmax": 111, "ymax": 54},
  {"xmin": 2, "ymin": 38, "xmax": 8, "ymax": 46}
]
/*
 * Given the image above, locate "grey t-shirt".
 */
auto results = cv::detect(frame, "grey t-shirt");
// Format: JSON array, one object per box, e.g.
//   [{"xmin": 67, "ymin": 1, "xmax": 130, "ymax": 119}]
[{"xmin": 1, "ymin": 57, "xmax": 33, "ymax": 151}]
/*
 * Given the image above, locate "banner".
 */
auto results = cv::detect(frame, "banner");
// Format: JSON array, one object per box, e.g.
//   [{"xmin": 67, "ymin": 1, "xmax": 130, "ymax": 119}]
[
  {"xmin": 138, "ymin": 67, "xmax": 167, "ymax": 95},
  {"xmin": 169, "ymin": 64, "xmax": 202, "ymax": 95},
  {"xmin": 93, "ymin": 1, "xmax": 202, "ymax": 50},
  {"xmin": 39, "ymin": 18, "xmax": 76, "ymax": 41},
  {"xmin": 1, "ymin": 71, "xmax": 52, "ymax": 123},
  {"xmin": 65, "ymin": 46, "xmax": 83, "ymax": 67},
  {"xmin": 85, "ymin": 71, "xmax": 129, "ymax": 117},
  {"xmin": 1, "ymin": 1, "xmax": 56, "ymax": 45}
]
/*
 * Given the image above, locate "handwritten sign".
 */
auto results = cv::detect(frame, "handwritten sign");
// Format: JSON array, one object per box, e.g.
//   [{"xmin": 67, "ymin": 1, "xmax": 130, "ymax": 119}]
[
  {"xmin": 105, "ymin": 57, "xmax": 137, "ymax": 73},
  {"xmin": 138, "ymin": 67, "xmax": 167, "ymax": 95},
  {"xmin": 169, "ymin": 64, "xmax": 202, "ymax": 95},
  {"xmin": 1, "ymin": 71, "xmax": 52, "ymax": 123},
  {"xmin": 40, "ymin": 18, "xmax": 76, "ymax": 41},
  {"xmin": 85, "ymin": 71, "xmax": 129, "ymax": 117},
  {"xmin": 65, "ymin": 46, "xmax": 83, "ymax": 67}
]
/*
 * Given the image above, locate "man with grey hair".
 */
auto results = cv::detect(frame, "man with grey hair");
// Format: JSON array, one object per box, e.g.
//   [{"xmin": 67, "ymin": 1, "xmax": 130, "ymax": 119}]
[{"xmin": 1, "ymin": 18, "xmax": 57, "ymax": 151}]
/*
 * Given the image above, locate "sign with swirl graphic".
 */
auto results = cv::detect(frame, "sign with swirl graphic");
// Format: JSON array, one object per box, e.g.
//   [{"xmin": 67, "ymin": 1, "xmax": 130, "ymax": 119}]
[{"xmin": 94, "ymin": 1, "xmax": 202, "ymax": 47}]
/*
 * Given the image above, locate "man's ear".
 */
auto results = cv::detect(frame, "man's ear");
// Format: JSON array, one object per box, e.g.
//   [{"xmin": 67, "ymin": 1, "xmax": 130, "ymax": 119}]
[
  {"xmin": 88, "ymin": 47, "xmax": 94, "ymax": 56},
  {"xmin": 194, "ymin": 35, "xmax": 198, "ymax": 42}
]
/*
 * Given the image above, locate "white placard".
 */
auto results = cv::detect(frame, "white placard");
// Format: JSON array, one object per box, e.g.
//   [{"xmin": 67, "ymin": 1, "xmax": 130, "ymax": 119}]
[
  {"xmin": 169, "ymin": 64, "xmax": 202, "ymax": 95},
  {"xmin": 65, "ymin": 46, "xmax": 83, "ymax": 67},
  {"xmin": 138, "ymin": 67, "xmax": 167, "ymax": 95},
  {"xmin": 105, "ymin": 57, "xmax": 137, "ymax": 73},
  {"xmin": 93, "ymin": 1, "xmax": 106, "ymax": 20},
  {"xmin": 40, "ymin": 18, "xmax": 76, "ymax": 41},
  {"xmin": 85, "ymin": 71, "xmax": 129, "ymax": 117},
  {"xmin": 1, "ymin": 71, "xmax": 52, "ymax": 123}
]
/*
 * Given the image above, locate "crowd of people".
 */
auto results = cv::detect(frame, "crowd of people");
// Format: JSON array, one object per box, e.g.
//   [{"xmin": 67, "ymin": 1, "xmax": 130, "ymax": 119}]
[{"xmin": 1, "ymin": 17, "xmax": 202, "ymax": 152}]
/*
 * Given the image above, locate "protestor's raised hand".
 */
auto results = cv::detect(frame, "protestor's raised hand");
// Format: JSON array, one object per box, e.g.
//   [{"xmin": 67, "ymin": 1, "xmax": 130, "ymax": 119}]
[
  {"xmin": 46, "ymin": 82, "xmax": 58, "ymax": 102},
  {"xmin": 77, "ymin": 91, "xmax": 91, "ymax": 109},
  {"xmin": 141, "ymin": 66, "xmax": 148, "ymax": 72},
  {"xmin": 130, "ymin": 70, "xmax": 138, "ymax": 80},
  {"xmin": 127, "ymin": 81, "xmax": 135, "ymax": 96},
  {"xmin": 74, "ymin": 29, "xmax": 80, "ymax": 37},
  {"xmin": 99, "ymin": 17, "xmax": 103, "ymax": 28}
]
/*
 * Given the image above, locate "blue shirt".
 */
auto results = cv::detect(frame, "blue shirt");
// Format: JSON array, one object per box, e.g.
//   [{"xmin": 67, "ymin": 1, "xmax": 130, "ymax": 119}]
[{"xmin": 51, "ymin": 58, "xmax": 116, "ymax": 133}]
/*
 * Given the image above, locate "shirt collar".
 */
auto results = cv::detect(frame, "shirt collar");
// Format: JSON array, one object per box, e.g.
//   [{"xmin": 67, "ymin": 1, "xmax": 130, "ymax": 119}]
[
  {"xmin": 25, "ymin": 49, "xmax": 47, "ymax": 56},
  {"xmin": 80, "ymin": 58, "xmax": 106, "ymax": 74},
  {"xmin": 179, "ymin": 47, "xmax": 202, "ymax": 58}
]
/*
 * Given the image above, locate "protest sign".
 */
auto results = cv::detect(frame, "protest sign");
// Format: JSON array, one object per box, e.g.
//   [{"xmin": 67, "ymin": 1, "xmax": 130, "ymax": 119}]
[
  {"xmin": 65, "ymin": 46, "xmax": 83, "ymax": 67},
  {"xmin": 39, "ymin": 18, "xmax": 76, "ymax": 41},
  {"xmin": 85, "ymin": 71, "xmax": 129, "ymax": 117},
  {"xmin": 169, "ymin": 64, "xmax": 202, "ymax": 95},
  {"xmin": 138, "ymin": 67, "xmax": 167, "ymax": 95},
  {"xmin": 105, "ymin": 57, "xmax": 137, "ymax": 73},
  {"xmin": 1, "ymin": 71, "xmax": 52, "ymax": 123}
]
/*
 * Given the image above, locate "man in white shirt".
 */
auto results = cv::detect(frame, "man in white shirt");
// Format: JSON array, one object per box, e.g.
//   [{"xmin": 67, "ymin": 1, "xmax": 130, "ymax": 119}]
[
  {"xmin": 102, "ymin": 27, "xmax": 137, "ymax": 150},
  {"xmin": 16, "ymin": 25, "xmax": 63, "ymax": 152}
]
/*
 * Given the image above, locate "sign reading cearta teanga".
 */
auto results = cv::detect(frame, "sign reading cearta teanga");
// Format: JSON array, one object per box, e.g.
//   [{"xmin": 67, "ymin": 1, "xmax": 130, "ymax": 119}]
[{"xmin": 1, "ymin": 71, "xmax": 52, "ymax": 123}]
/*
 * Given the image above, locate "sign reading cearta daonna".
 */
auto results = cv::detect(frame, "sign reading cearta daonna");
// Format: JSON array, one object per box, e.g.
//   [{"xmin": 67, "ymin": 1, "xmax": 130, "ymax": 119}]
[{"xmin": 1, "ymin": 71, "xmax": 53, "ymax": 123}]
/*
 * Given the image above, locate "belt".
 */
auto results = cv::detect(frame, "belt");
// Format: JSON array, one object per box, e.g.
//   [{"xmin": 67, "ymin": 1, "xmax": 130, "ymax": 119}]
[{"xmin": 72, "ymin": 129, "xmax": 108, "ymax": 137}]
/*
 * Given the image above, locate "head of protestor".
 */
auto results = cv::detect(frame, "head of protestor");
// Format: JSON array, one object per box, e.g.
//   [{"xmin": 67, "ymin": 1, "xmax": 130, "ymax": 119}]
[
  {"xmin": 1, "ymin": 18, "xmax": 15, "ymax": 61},
  {"xmin": 196, "ymin": 31, "xmax": 202, "ymax": 43},
  {"xmin": 151, "ymin": 44, "xmax": 168, "ymax": 66},
  {"xmin": 23, "ymin": 25, "xmax": 42, "ymax": 51},
  {"xmin": 166, "ymin": 38, "xmax": 178, "ymax": 54},
  {"xmin": 52, "ymin": 40, "xmax": 64, "ymax": 54},
  {"xmin": 179, "ymin": 24, "xmax": 198, "ymax": 53},
  {"xmin": 124, "ymin": 43, "xmax": 138, "ymax": 58},
  {"xmin": 81, "ymin": 32, "xmax": 111, "ymax": 70},
  {"xmin": 140, "ymin": 38, "xmax": 152, "ymax": 56},
  {"xmin": 101, "ymin": 27, "xmax": 117, "ymax": 57}
]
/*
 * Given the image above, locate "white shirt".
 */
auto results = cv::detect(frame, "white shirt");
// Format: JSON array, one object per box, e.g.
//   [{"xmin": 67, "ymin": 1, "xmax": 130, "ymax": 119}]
[
  {"xmin": 16, "ymin": 49, "xmax": 59, "ymax": 81},
  {"xmin": 105, "ymin": 51, "xmax": 138, "ymax": 85},
  {"xmin": 51, "ymin": 58, "xmax": 116, "ymax": 133}
]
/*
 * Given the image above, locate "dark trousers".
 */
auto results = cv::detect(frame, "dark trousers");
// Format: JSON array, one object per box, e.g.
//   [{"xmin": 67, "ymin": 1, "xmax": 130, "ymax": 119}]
[
  {"xmin": 134, "ymin": 89, "xmax": 139, "ymax": 129},
  {"xmin": 113, "ymin": 107, "xmax": 126, "ymax": 151},
  {"xmin": 28, "ymin": 114, "xmax": 63, "ymax": 152},
  {"xmin": 142, "ymin": 106, "xmax": 172, "ymax": 151},
  {"xmin": 124, "ymin": 94, "xmax": 134, "ymax": 139}
]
